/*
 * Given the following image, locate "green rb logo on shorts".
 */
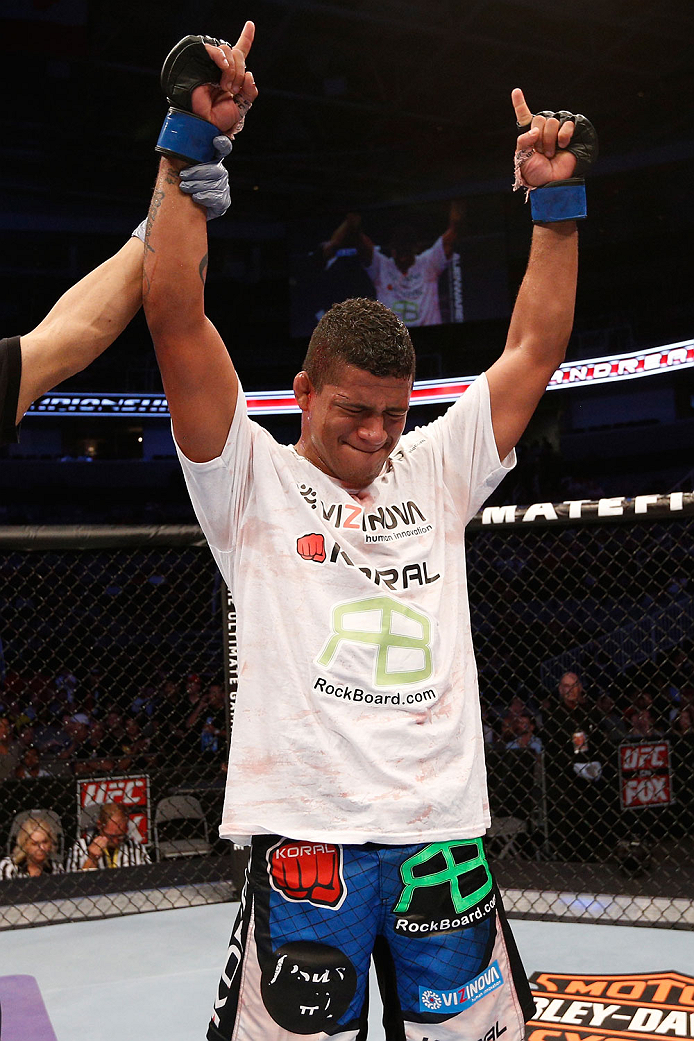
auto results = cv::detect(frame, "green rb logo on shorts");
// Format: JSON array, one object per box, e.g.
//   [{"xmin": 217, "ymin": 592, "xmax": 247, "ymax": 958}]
[
  {"xmin": 317, "ymin": 596, "xmax": 432, "ymax": 687},
  {"xmin": 394, "ymin": 839, "xmax": 493, "ymax": 915}
]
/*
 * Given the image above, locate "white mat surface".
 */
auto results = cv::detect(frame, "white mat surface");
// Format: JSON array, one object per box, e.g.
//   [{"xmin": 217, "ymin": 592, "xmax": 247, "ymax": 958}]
[{"xmin": 2, "ymin": 903, "xmax": 693, "ymax": 1041}]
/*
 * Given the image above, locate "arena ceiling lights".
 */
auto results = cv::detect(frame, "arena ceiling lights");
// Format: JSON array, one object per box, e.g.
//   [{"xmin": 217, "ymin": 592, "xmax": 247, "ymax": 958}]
[{"xmin": 27, "ymin": 338, "xmax": 694, "ymax": 418}]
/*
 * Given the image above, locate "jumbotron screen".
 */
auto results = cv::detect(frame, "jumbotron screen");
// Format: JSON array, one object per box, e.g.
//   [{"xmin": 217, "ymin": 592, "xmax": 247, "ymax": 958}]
[{"xmin": 288, "ymin": 196, "xmax": 509, "ymax": 338}]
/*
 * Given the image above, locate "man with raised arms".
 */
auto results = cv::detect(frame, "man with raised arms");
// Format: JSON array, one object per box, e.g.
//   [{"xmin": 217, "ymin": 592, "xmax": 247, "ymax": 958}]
[{"xmin": 143, "ymin": 21, "xmax": 596, "ymax": 1040}]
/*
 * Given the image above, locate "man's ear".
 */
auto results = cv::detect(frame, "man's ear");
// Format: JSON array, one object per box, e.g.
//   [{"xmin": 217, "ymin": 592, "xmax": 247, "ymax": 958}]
[{"xmin": 293, "ymin": 371, "xmax": 313, "ymax": 412}]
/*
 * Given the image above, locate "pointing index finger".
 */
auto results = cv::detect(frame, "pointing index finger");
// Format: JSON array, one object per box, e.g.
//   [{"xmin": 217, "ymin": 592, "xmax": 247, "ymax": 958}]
[
  {"xmin": 234, "ymin": 20, "xmax": 255, "ymax": 59},
  {"xmin": 512, "ymin": 87, "xmax": 533, "ymax": 128}
]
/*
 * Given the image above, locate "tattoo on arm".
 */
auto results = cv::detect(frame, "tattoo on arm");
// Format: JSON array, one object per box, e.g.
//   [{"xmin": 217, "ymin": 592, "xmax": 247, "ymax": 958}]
[
  {"xmin": 143, "ymin": 167, "xmax": 203, "ymax": 296},
  {"xmin": 143, "ymin": 188, "xmax": 165, "ymax": 257},
  {"xmin": 143, "ymin": 171, "xmax": 176, "ymax": 253}
]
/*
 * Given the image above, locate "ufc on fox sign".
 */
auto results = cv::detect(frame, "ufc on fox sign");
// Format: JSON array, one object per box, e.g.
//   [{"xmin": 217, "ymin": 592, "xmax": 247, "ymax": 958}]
[{"xmin": 618, "ymin": 742, "xmax": 673, "ymax": 810}]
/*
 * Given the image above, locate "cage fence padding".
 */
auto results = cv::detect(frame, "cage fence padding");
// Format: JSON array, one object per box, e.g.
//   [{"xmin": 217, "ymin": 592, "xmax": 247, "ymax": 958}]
[{"xmin": 1, "ymin": 497, "xmax": 693, "ymax": 929}]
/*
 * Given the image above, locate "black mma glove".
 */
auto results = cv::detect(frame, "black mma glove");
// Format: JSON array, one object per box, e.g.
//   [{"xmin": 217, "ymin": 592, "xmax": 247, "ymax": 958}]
[
  {"xmin": 516, "ymin": 110, "xmax": 598, "ymax": 222},
  {"xmin": 156, "ymin": 35, "xmax": 231, "ymax": 165}
]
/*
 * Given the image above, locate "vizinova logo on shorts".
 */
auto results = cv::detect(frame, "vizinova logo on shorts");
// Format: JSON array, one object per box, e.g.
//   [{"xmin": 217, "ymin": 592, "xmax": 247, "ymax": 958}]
[
  {"xmin": 419, "ymin": 961, "xmax": 503, "ymax": 1013},
  {"xmin": 418, "ymin": 961, "xmax": 505, "ymax": 1011}
]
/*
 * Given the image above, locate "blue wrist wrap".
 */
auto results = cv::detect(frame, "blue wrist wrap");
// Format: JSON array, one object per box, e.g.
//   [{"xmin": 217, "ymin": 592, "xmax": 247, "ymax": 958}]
[
  {"xmin": 530, "ymin": 178, "xmax": 587, "ymax": 223},
  {"xmin": 155, "ymin": 107, "xmax": 219, "ymax": 165}
]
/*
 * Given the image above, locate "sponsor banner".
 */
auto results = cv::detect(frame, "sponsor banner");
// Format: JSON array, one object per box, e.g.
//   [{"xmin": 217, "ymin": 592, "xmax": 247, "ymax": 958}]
[
  {"xmin": 419, "ymin": 961, "xmax": 503, "ymax": 1013},
  {"xmin": 470, "ymin": 492, "xmax": 694, "ymax": 530},
  {"xmin": 546, "ymin": 341, "xmax": 694, "ymax": 390},
  {"xmin": 29, "ymin": 394, "xmax": 172, "ymax": 416},
  {"xmin": 527, "ymin": 971, "xmax": 694, "ymax": 1041},
  {"xmin": 76, "ymin": 774, "xmax": 150, "ymax": 844},
  {"xmin": 618, "ymin": 741, "xmax": 673, "ymax": 811},
  {"xmin": 26, "ymin": 339, "xmax": 694, "ymax": 418}
]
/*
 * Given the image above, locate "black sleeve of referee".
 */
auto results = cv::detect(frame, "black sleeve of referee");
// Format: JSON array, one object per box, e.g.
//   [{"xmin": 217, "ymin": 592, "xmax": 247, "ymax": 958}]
[{"xmin": 0, "ymin": 336, "xmax": 22, "ymax": 445}]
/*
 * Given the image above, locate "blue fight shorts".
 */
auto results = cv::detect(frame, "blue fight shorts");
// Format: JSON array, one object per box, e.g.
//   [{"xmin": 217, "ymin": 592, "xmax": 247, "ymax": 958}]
[{"xmin": 207, "ymin": 835, "xmax": 534, "ymax": 1040}]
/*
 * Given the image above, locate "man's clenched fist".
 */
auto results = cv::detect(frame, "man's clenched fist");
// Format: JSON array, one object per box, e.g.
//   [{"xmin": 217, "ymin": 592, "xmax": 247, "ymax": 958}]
[{"xmin": 269, "ymin": 840, "xmax": 345, "ymax": 907}]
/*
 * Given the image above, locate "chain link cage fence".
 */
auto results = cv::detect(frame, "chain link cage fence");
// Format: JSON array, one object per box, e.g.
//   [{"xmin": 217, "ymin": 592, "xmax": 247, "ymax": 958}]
[
  {"xmin": 469, "ymin": 492, "xmax": 694, "ymax": 929},
  {"xmin": 1, "ymin": 495, "xmax": 692, "ymax": 931},
  {"xmin": 0, "ymin": 527, "xmax": 245, "ymax": 929}
]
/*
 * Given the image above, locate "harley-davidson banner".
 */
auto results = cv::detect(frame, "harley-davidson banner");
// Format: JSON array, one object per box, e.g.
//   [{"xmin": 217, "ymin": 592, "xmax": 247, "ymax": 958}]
[{"xmin": 527, "ymin": 971, "xmax": 694, "ymax": 1041}]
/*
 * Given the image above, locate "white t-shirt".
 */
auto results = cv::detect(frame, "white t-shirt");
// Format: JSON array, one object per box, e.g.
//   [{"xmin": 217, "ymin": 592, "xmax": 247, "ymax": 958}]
[
  {"xmin": 176, "ymin": 374, "xmax": 514, "ymax": 845},
  {"xmin": 364, "ymin": 236, "xmax": 449, "ymax": 326}
]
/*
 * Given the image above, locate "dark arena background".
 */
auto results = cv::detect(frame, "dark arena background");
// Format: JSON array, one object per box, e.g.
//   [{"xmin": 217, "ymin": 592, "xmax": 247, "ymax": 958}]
[{"xmin": 1, "ymin": 2, "xmax": 694, "ymax": 1038}]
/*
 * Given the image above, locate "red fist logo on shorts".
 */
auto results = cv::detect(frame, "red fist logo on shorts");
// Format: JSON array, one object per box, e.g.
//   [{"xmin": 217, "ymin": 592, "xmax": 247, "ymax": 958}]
[
  {"xmin": 297, "ymin": 533, "xmax": 326, "ymax": 563},
  {"xmin": 268, "ymin": 841, "xmax": 345, "ymax": 908}
]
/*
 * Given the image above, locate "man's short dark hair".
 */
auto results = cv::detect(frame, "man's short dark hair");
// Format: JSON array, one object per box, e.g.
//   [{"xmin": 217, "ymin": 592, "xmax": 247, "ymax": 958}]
[{"xmin": 303, "ymin": 297, "xmax": 415, "ymax": 390}]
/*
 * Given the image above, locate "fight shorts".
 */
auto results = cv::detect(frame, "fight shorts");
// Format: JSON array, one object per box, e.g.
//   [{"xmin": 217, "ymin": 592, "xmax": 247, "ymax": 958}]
[
  {"xmin": 207, "ymin": 835, "xmax": 533, "ymax": 1041},
  {"xmin": 0, "ymin": 336, "xmax": 21, "ymax": 446}
]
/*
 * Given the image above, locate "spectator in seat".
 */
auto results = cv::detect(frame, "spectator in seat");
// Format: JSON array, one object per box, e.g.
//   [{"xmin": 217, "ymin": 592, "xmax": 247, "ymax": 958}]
[
  {"xmin": 191, "ymin": 682, "xmax": 227, "ymax": 756},
  {"xmin": 675, "ymin": 686, "xmax": 694, "ymax": 721},
  {"xmin": 594, "ymin": 692, "xmax": 628, "ymax": 746},
  {"xmin": 506, "ymin": 713, "xmax": 543, "ymax": 757},
  {"xmin": 623, "ymin": 686, "xmax": 669, "ymax": 732},
  {"xmin": 73, "ymin": 721, "xmax": 116, "ymax": 777},
  {"xmin": 500, "ymin": 694, "xmax": 531, "ymax": 744},
  {"xmin": 54, "ymin": 667, "xmax": 78, "ymax": 703},
  {"xmin": 557, "ymin": 670, "xmax": 586, "ymax": 711},
  {"xmin": 0, "ymin": 716, "xmax": 21, "ymax": 782},
  {"xmin": 100, "ymin": 710, "xmax": 127, "ymax": 756},
  {"xmin": 627, "ymin": 708, "xmax": 663, "ymax": 740},
  {"xmin": 66, "ymin": 803, "xmax": 151, "ymax": 871},
  {"xmin": 171, "ymin": 674, "xmax": 214, "ymax": 761},
  {"xmin": 14, "ymin": 746, "xmax": 51, "ymax": 779},
  {"xmin": 79, "ymin": 666, "xmax": 111, "ymax": 716},
  {"xmin": 33, "ymin": 705, "xmax": 72, "ymax": 757},
  {"xmin": 670, "ymin": 705, "xmax": 694, "ymax": 741},
  {"xmin": 541, "ymin": 670, "xmax": 593, "ymax": 759},
  {"xmin": 57, "ymin": 713, "xmax": 92, "ymax": 764},
  {"xmin": 480, "ymin": 700, "xmax": 499, "ymax": 747},
  {"xmin": 541, "ymin": 670, "xmax": 610, "ymax": 861},
  {"xmin": 117, "ymin": 717, "xmax": 154, "ymax": 772},
  {"xmin": 4, "ymin": 697, "xmax": 36, "ymax": 732},
  {"xmin": 0, "ymin": 814, "xmax": 63, "ymax": 878}
]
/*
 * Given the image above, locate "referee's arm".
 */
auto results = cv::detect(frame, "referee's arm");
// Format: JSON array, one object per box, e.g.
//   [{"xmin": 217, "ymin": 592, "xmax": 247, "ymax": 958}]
[{"xmin": 14, "ymin": 237, "xmax": 144, "ymax": 426}]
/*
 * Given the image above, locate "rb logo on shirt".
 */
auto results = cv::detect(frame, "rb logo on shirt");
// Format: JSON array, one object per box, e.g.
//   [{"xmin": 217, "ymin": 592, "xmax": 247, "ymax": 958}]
[{"xmin": 268, "ymin": 839, "xmax": 346, "ymax": 909}]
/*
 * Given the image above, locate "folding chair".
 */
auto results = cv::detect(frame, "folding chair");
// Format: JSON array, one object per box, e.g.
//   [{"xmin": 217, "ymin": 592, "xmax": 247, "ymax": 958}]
[{"xmin": 154, "ymin": 795, "xmax": 211, "ymax": 860}]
